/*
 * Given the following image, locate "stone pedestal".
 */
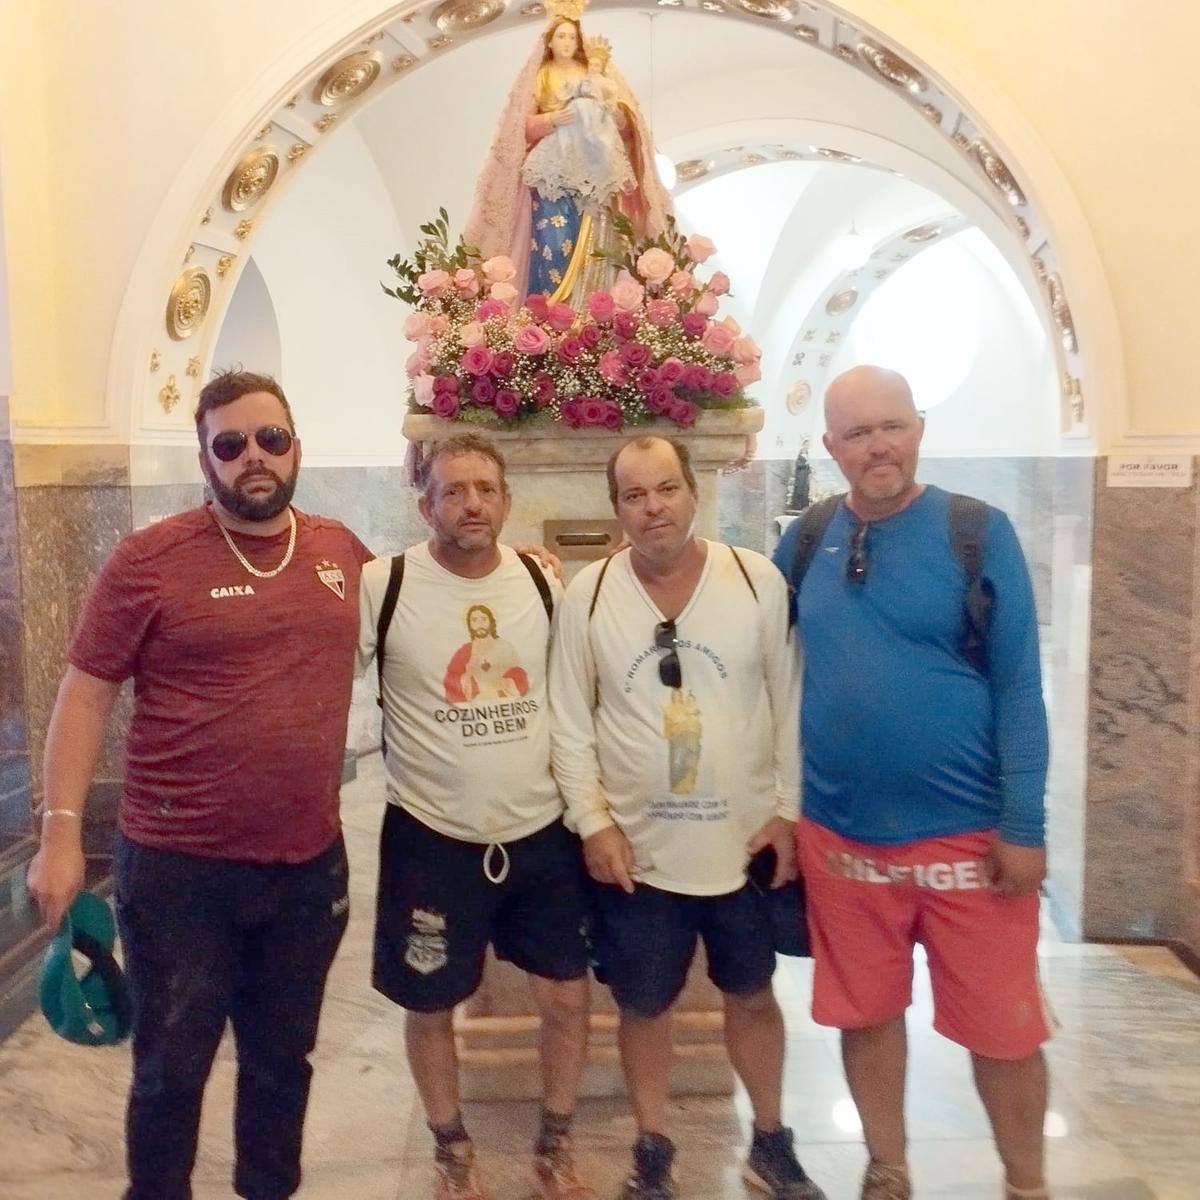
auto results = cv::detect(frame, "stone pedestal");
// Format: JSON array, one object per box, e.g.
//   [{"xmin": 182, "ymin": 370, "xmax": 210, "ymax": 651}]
[{"xmin": 403, "ymin": 408, "xmax": 763, "ymax": 1099}]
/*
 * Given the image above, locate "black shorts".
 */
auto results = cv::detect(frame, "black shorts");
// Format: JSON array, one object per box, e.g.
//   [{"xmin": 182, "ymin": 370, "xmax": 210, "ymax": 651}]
[
  {"xmin": 593, "ymin": 881, "xmax": 776, "ymax": 1018},
  {"xmin": 372, "ymin": 804, "xmax": 590, "ymax": 1013}
]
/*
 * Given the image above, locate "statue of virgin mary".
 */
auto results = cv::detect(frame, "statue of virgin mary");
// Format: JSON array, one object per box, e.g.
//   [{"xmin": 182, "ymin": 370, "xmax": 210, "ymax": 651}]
[{"xmin": 463, "ymin": 0, "xmax": 673, "ymax": 308}]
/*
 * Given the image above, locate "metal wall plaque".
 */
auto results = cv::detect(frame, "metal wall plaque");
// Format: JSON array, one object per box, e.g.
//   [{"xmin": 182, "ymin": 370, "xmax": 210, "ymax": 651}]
[{"xmin": 1106, "ymin": 455, "xmax": 1194, "ymax": 488}]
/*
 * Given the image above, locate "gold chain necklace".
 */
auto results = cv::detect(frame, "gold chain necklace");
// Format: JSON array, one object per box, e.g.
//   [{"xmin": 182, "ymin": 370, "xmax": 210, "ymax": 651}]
[{"xmin": 215, "ymin": 507, "xmax": 297, "ymax": 579}]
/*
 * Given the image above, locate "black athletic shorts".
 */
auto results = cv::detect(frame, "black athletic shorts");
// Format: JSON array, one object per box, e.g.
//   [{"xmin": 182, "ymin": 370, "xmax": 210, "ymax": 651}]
[
  {"xmin": 372, "ymin": 803, "xmax": 590, "ymax": 1012},
  {"xmin": 593, "ymin": 880, "xmax": 776, "ymax": 1018}
]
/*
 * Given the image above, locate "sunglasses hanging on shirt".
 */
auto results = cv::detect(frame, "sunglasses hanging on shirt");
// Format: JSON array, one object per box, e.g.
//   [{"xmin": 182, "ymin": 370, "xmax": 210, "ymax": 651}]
[
  {"xmin": 654, "ymin": 619, "xmax": 683, "ymax": 689},
  {"xmin": 847, "ymin": 520, "xmax": 870, "ymax": 584},
  {"xmin": 209, "ymin": 425, "xmax": 294, "ymax": 463}
]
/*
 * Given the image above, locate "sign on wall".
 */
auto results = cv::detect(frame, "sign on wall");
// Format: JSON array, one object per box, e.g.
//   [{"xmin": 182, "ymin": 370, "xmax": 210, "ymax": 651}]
[{"xmin": 1106, "ymin": 455, "xmax": 1194, "ymax": 488}]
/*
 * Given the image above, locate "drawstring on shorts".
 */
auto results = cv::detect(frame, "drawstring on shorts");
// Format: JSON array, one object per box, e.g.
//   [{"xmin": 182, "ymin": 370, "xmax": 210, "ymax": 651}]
[{"xmin": 483, "ymin": 842, "xmax": 510, "ymax": 885}]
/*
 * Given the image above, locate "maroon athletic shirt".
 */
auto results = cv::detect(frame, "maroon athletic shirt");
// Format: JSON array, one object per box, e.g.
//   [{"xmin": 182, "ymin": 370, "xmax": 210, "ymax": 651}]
[{"xmin": 69, "ymin": 505, "xmax": 372, "ymax": 862}]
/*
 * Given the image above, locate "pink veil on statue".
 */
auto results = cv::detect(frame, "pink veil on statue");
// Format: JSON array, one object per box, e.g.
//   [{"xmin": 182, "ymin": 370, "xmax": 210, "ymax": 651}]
[{"xmin": 462, "ymin": 27, "xmax": 673, "ymax": 297}]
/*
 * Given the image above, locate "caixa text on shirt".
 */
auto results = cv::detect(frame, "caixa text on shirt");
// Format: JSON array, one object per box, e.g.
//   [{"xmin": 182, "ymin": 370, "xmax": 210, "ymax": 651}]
[
  {"xmin": 209, "ymin": 584, "xmax": 256, "ymax": 599},
  {"xmin": 434, "ymin": 698, "xmax": 539, "ymax": 738}
]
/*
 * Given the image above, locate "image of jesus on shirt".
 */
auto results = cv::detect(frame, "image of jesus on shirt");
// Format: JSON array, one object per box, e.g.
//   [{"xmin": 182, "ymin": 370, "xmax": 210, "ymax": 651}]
[{"xmin": 443, "ymin": 604, "xmax": 530, "ymax": 703}]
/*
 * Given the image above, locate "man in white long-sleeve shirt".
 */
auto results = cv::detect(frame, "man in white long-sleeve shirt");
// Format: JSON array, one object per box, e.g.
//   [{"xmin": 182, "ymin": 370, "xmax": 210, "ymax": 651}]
[{"xmin": 549, "ymin": 436, "xmax": 826, "ymax": 1200}]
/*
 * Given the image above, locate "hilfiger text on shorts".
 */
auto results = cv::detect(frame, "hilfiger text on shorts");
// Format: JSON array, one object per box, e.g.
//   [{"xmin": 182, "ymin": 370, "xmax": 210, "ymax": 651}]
[{"xmin": 825, "ymin": 850, "xmax": 995, "ymax": 891}]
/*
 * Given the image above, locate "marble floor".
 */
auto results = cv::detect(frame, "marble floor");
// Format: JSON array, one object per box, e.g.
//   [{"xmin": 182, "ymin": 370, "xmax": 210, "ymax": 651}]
[{"xmin": 1, "ymin": 755, "xmax": 1198, "ymax": 1200}]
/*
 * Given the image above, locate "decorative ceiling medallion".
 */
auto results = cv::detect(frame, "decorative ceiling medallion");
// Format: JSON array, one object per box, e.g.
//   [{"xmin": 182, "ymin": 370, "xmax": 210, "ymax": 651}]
[
  {"xmin": 216, "ymin": 254, "xmax": 235, "ymax": 279},
  {"xmin": 676, "ymin": 158, "xmax": 713, "ymax": 181},
  {"xmin": 221, "ymin": 147, "xmax": 280, "ymax": 212},
  {"xmin": 825, "ymin": 289, "xmax": 858, "ymax": 315},
  {"xmin": 969, "ymin": 138, "xmax": 1026, "ymax": 207},
  {"xmin": 287, "ymin": 142, "xmax": 308, "ymax": 162},
  {"xmin": 313, "ymin": 51, "xmax": 383, "ymax": 106},
  {"xmin": 432, "ymin": 0, "xmax": 505, "ymax": 33},
  {"xmin": 793, "ymin": 24, "xmax": 818, "ymax": 40},
  {"xmin": 857, "ymin": 39, "xmax": 926, "ymax": 92},
  {"xmin": 1047, "ymin": 274, "xmax": 1078, "ymax": 353},
  {"xmin": 815, "ymin": 147, "xmax": 861, "ymax": 163},
  {"xmin": 166, "ymin": 268, "xmax": 211, "ymax": 341},
  {"xmin": 902, "ymin": 223, "xmax": 941, "ymax": 242},
  {"xmin": 732, "ymin": 0, "xmax": 798, "ymax": 21},
  {"xmin": 315, "ymin": 113, "xmax": 338, "ymax": 133},
  {"xmin": 392, "ymin": 54, "xmax": 416, "ymax": 72},
  {"xmin": 785, "ymin": 379, "xmax": 811, "ymax": 416},
  {"xmin": 159, "ymin": 375, "xmax": 181, "ymax": 414}
]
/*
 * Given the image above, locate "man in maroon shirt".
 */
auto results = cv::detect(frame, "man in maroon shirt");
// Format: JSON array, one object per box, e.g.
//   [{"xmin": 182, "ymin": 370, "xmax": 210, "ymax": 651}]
[{"xmin": 27, "ymin": 370, "xmax": 372, "ymax": 1200}]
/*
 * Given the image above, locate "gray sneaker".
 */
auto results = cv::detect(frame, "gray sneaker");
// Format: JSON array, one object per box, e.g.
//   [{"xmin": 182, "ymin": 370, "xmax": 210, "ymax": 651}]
[
  {"xmin": 859, "ymin": 1161, "xmax": 911, "ymax": 1200},
  {"xmin": 742, "ymin": 1127, "xmax": 827, "ymax": 1200},
  {"xmin": 617, "ymin": 1132, "xmax": 677, "ymax": 1200}
]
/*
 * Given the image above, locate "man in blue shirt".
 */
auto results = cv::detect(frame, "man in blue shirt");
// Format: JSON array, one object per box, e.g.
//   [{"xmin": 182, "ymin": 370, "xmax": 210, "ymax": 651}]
[{"xmin": 775, "ymin": 367, "xmax": 1052, "ymax": 1200}]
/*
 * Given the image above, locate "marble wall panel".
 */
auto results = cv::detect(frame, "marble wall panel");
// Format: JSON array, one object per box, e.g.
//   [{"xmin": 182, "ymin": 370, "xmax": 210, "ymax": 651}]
[
  {"xmin": 1085, "ymin": 460, "xmax": 1197, "ymax": 944},
  {"xmin": 0, "ymin": 431, "xmax": 31, "ymax": 846}
]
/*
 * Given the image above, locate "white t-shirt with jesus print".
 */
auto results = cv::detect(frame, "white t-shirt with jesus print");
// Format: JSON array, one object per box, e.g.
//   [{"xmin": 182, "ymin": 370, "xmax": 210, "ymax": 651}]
[
  {"xmin": 550, "ymin": 541, "xmax": 800, "ymax": 896},
  {"xmin": 358, "ymin": 542, "xmax": 563, "ymax": 843}
]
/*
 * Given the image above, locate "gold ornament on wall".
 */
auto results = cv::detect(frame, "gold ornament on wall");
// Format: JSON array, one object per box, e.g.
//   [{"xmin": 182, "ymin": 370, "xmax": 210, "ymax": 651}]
[
  {"xmin": 314, "ymin": 51, "xmax": 383, "ymax": 106},
  {"xmin": 545, "ymin": 0, "xmax": 586, "ymax": 18},
  {"xmin": 159, "ymin": 375, "xmax": 181, "ymax": 414},
  {"xmin": 186, "ymin": 355, "xmax": 202, "ymax": 378},
  {"xmin": 166, "ymin": 267, "xmax": 211, "ymax": 341},
  {"xmin": 363, "ymin": 30, "xmax": 386, "ymax": 44},
  {"xmin": 287, "ymin": 143, "xmax": 308, "ymax": 163},
  {"xmin": 222, "ymin": 147, "xmax": 280, "ymax": 212},
  {"xmin": 857, "ymin": 39, "xmax": 926, "ymax": 92},
  {"xmin": 903, "ymin": 224, "xmax": 941, "ymax": 242},
  {"xmin": 1047, "ymin": 274, "xmax": 1078, "ymax": 354},
  {"xmin": 785, "ymin": 379, "xmax": 811, "ymax": 415},
  {"xmin": 428, "ymin": 35, "xmax": 453, "ymax": 50},
  {"xmin": 521, "ymin": 2, "xmax": 546, "ymax": 15},
  {"xmin": 793, "ymin": 24, "xmax": 818, "ymax": 41},
  {"xmin": 183, "ymin": 244, "xmax": 195, "ymax": 262},
  {"xmin": 285, "ymin": 93, "xmax": 300, "ymax": 109},
  {"xmin": 254, "ymin": 123, "xmax": 272, "ymax": 141},
  {"xmin": 733, "ymin": 0, "xmax": 798, "ymax": 20},
  {"xmin": 149, "ymin": 350, "xmax": 161, "ymax": 373},
  {"xmin": 392, "ymin": 54, "xmax": 416, "ymax": 72},
  {"xmin": 432, "ymin": 0, "xmax": 505, "ymax": 34},
  {"xmin": 314, "ymin": 113, "xmax": 338, "ymax": 133},
  {"xmin": 825, "ymin": 289, "xmax": 858, "ymax": 315},
  {"xmin": 200, "ymin": 206, "xmax": 213, "ymax": 225},
  {"xmin": 676, "ymin": 158, "xmax": 713, "ymax": 182},
  {"xmin": 969, "ymin": 138, "xmax": 1026, "ymax": 207},
  {"xmin": 216, "ymin": 254, "xmax": 234, "ymax": 278},
  {"xmin": 234, "ymin": 219, "xmax": 254, "ymax": 240},
  {"xmin": 921, "ymin": 103, "xmax": 943, "ymax": 123}
]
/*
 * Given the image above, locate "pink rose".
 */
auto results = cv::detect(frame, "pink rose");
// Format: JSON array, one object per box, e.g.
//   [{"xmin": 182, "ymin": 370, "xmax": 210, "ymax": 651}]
[
  {"xmin": 658, "ymin": 357, "xmax": 686, "ymax": 385},
  {"xmin": 670, "ymin": 398, "xmax": 699, "ymax": 426},
  {"xmin": 490, "ymin": 281, "xmax": 518, "ymax": 307},
  {"xmin": 417, "ymin": 269, "xmax": 451, "ymax": 297},
  {"xmin": 430, "ymin": 392, "xmax": 461, "ymax": 420},
  {"xmin": 669, "ymin": 269, "xmax": 694, "ymax": 296},
  {"xmin": 475, "ymin": 298, "xmax": 506, "ymax": 322},
  {"xmin": 612, "ymin": 310, "xmax": 640, "ymax": 341},
  {"xmin": 579, "ymin": 323, "xmax": 602, "ymax": 350},
  {"xmin": 404, "ymin": 311, "xmax": 434, "ymax": 341},
  {"xmin": 601, "ymin": 399, "xmax": 623, "ymax": 431},
  {"xmin": 532, "ymin": 371, "xmax": 555, "ymax": 405},
  {"xmin": 636, "ymin": 248, "xmax": 675, "ymax": 288},
  {"xmin": 693, "ymin": 291, "xmax": 719, "ymax": 318},
  {"xmin": 734, "ymin": 362, "xmax": 762, "ymax": 387},
  {"xmin": 470, "ymin": 376, "xmax": 496, "ymax": 405},
  {"xmin": 579, "ymin": 397, "xmax": 607, "ymax": 427},
  {"xmin": 712, "ymin": 371, "xmax": 738, "ymax": 397},
  {"xmin": 557, "ymin": 336, "xmax": 584, "ymax": 365},
  {"xmin": 732, "ymin": 335, "xmax": 761, "ymax": 366},
  {"xmin": 514, "ymin": 324, "xmax": 551, "ymax": 356},
  {"xmin": 685, "ymin": 234, "xmax": 716, "ymax": 264},
  {"xmin": 492, "ymin": 352, "xmax": 515, "ymax": 378},
  {"xmin": 481, "ymin": 255, "xmax": 516, "ymax": 284},
  {"xmin": 454, "ymin": 268, "xmax": 480, "ymax": 298},
  {"xmin": 719, "ymin": 314, "xmax": 742, "ymax": 336},
  {"xmin": 547, "ymin": 303, "xmax": 576, "ymax": 332},
  {"xmin": 462, "ymin": 344, "xmax": 495, "ymax": 376},
  {"xmin": 413, "ymin": 374, "xmax": 435, "ymax": 408},
  {"xmin": 645, "ymin": 298, "xmax": 680, "ymax": 328},
  {"xmin": 638, "ymin": 367, "xmax": 660, "ymax": 392},
  {"xmin": 433, "ymin": 374, "xmax": 460, "ymax": 395},
  {"xmin": 429, "ymin": 313, "xmax": 450, "ymax": 337},
  {"xmin": 620, "ymin": 341, "xmax": 651, "ymax": 368},
  {"xmin": 708, "ymin": 271, "xmax": 731, "ymax": 296},
  {"xmin": 701, "ymin": 324, "xmax": 736, "ymax": 357},
  {"xmin": 683, "ymin": 365, "xmax": 714, "ymax": 392},
  {"xmin": 587, "ymin": 291, "xmax": 615, "ymax": 323},
  {"xmin": 611, "ymin": 273, "xmax": 645, "ymax": 313},
  {"xmin": 598, "ymin": 350, "xmax": 628, "ymax": 386},
  {"xmin": 459, "ymin": 321, "xmax": 486, "ymax": 348},
  {"xmin": 681, "ymin": 312, "xmax": 708, "ymax": 339},
  {"xmin": 525, "ymin": 293, "xmax": 551, "ymax": 321},
  {"xmin": 494, "ymin": 387, "xmax": 520, "ymax": 418},
  {"xmin": 645, "ymin": 386, "xmax": 674, "ymax": 415},
  {"xmin": 560, "ymin": 399, "xmax": 582, "ymax": 428},
  {"xmin": 406, "ymin": 340, "xmax": 432, "ymax": 377}
]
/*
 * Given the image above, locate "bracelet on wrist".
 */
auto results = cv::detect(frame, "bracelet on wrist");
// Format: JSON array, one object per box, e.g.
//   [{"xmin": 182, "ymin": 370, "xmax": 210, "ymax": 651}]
[{"xmin": 41, "ymin": 809, "xmax": 82, "ymax": 820}]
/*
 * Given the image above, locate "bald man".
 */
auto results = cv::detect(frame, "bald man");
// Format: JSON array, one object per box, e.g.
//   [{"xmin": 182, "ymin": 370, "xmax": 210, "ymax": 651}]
[{"xmin": 774, "ymin": 367, "xmax": 1052, "ymax": 1200}]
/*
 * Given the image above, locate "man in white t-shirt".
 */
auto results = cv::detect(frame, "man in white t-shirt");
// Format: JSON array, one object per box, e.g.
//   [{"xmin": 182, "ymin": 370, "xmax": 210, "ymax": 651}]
[
  {"xmin": 550, "ymin": 436, "xmax": 825, "ymax": 1200},
  {"xmin": 358, "ymin": 434, "xmax": 594, "ymax": 1200}
]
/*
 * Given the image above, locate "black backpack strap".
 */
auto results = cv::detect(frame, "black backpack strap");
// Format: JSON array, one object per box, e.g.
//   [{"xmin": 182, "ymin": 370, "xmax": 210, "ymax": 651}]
[
  {"xmin": 947, "ymin": 494, "xmax": 992, "ymax": 676},
  {"xmin": 516, "ymin": 552, "xmax": 554, "ymax": 622},
  {"xmin": 376, "ymin": 554, "xmax": 405, "ymax": 713},
  {"xmin": 787, "ymin": 495, "xmax": 842, "ymax": 626},
  {"xmin": 727, "ymin": 545, "xmax": 758, "ymax": 601},
  {"xmin": 587, "ymin": 554, "xmax": 615, "ymax": 620}
]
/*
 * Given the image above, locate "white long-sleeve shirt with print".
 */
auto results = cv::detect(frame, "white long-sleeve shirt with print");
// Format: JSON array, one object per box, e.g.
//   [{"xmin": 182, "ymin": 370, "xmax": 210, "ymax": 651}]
[{"xmin": 549, "ymin": 541, "xmax": 800, "ymax": 896}]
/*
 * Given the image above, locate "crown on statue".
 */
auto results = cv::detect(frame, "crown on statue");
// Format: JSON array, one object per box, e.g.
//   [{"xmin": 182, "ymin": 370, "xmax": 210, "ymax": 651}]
[
  {"xmin": 545, "ymin": 0, "xmax": 588, "ymax": 22},
  {"xmin": 585, "ymin": 34, "xmax": 611, "ymax": 60}
]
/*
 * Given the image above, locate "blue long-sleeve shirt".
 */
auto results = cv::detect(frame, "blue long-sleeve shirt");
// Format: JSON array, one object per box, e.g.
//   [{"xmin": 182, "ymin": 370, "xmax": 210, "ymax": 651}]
[{"xmin": 773, "ymin": 486, "xmax": 1048, "ymax": 847}]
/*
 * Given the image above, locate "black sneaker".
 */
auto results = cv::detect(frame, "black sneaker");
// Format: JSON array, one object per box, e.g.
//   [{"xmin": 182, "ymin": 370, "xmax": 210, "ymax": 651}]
[
  {"xmin": 617, "ymin": 1132, "xmax": 677, "ymax": 1200},
  {"xmin": 742, "ymin": 1126, "xmax": 827, "ymax": 1200}
]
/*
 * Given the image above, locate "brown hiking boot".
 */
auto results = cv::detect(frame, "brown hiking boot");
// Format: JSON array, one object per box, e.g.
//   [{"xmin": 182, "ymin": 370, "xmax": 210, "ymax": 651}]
[
  {"xmin": 531, "ymin": 1133, "xmax": 598, "ymax": 1200},
  {"xmin": 860, "ymin": 1161, "xmax": 911, "ymax": 1200},
  {"xmin": 434, "ymin": 1140, "xmax": 487, "ymax": 1200}
]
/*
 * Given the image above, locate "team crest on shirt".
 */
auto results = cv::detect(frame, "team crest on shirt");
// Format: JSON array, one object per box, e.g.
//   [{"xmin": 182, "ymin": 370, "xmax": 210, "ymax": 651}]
[
  {"xmin": 405, "ymin": 907, "xmax": 448, "ymax": 975},
  {"xmin": 315, "ymin": 559, "xmax": 345, "ymax": 600}
]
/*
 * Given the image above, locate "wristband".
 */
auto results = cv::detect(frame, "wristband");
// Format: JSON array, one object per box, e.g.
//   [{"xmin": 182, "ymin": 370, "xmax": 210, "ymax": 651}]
[{"xmin": 41, "ymin": 809, "xmax": 82, "ymax": 819}]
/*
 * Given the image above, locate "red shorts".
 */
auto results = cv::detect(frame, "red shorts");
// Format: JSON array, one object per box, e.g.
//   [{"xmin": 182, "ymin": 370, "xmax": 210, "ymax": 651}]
[{"xmin": 798, "ymin": 818, "xmax": 1051, "ymax": 1059}]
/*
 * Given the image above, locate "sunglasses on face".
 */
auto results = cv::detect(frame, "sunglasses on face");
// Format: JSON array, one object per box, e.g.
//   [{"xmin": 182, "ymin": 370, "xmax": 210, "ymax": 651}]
[
  {"xmin": 208, "ymin": 425, "xmax": 294, "ymax": 463},
  {"xmin": 654, "ymin": 619, "xmax": 682, "ymax": 689},
  {"xmin": 847, "ymin": 520, "xmax": 870, "ymax": 584}
]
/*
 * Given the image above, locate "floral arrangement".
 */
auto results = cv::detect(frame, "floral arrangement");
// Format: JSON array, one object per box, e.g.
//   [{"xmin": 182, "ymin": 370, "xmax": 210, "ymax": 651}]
[{"xmin": 383, "ymin": 210, "xmax": 762, "ymax": 430}]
